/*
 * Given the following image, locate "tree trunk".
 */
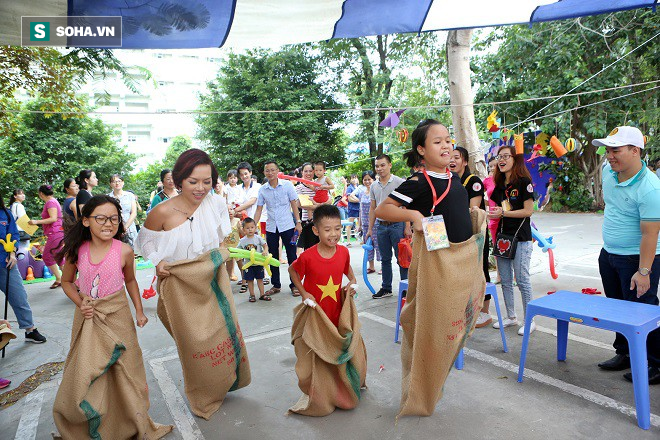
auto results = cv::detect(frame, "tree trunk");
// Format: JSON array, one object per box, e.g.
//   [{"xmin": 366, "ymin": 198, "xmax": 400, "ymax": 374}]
[{"xmin": 446, "ymin": 29, "xmax": 487, "ymax": 177}]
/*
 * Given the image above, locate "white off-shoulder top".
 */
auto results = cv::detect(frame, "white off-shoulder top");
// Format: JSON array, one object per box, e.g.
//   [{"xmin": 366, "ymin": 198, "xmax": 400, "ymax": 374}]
[{"xmin": 135, "ymin": 192, "xmax": 231, "ymax": 265}]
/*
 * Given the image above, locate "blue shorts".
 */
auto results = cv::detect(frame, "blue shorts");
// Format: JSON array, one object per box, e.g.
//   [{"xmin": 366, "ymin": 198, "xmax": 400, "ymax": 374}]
[
  {"xmin": 243, "ymin": 265, "xmax": 265, "ymax": 281},
  {"xmin": 347, "ymin": 208, "xmax": 360, "ymax": 219}
]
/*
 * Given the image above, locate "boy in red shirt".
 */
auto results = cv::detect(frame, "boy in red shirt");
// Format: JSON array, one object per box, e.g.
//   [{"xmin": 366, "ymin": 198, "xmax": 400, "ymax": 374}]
[{"xmin": 290, "ymin": 204, "xmax": 357, "ymax": 326}]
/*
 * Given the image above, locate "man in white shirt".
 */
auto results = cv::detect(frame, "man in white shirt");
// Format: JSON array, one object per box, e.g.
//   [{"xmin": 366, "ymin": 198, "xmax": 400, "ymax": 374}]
[{"xmin": 233, "ymin": 162, "xmax": 261, "ymax": 219}]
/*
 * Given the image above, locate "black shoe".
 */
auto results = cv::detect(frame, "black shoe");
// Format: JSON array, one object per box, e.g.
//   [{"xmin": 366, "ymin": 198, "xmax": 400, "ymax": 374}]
[
  {"xmin": 372, "ymin": 288, "xmax": 393, "ymax": 299},
  {"xmin": 598, "ymin": 354, "xmax": 630, "ymax": 371},
  {"xmin": 623, "ymin": 366, "xmax": 660, "ymax": 385},
  {"xmin": 25, "ymin": 328, "xmax": 47, "ymax": 344}
]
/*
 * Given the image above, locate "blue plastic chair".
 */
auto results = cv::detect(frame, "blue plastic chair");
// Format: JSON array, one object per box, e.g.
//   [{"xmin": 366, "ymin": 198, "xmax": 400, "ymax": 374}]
[
  {"xmin": 517, "ymin": 291, "xmax": 660, "ymax": 430},
  {"xmin": 395, "ymin": 281, "xmax": 509, "ymax": 365}
]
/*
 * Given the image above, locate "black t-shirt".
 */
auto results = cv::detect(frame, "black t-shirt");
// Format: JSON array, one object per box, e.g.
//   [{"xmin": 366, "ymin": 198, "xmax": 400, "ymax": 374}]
[
  {"xmin": 76, "ymin": 190, "xmax": 93, "ymax": 218},
  {"xmin": 490, "ymin": 177, "xmax": 533, "ymax": 242},
  {"xmin": 461, "ymin": 171, "xmax": 485, "ymax": 210},
  {"xmin": 389, "ymin": 170, "xmax": 472, "ymax": 243}
]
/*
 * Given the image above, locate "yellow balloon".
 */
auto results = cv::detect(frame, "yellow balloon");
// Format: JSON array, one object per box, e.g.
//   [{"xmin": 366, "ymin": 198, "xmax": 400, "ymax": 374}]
[
  {"xmin": 565, "ymin": 138, "xmax": 576, "ymax": 152},
  {"xmin": 535, "ymin": 133, "xmax": 550, "ymax": 155}
]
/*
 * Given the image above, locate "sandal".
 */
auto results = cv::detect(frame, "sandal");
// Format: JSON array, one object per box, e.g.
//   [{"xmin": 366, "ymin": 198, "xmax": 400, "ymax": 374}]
[
  {"xmin": 265, "ymin": 287, "xmax": 281, "ymax": 296},
  {"xmin": 366, "ymin": 268, "xmax": 376, "ymax": 274},
  {"xmin": 291, "ymin": 287, "xmax": 301, "ymax": 297},
  {"xmin": 240, "ymin": 284, "xmax": 248, "ymax": 293},
  {"xmin": 49, "ymin": 281, "xmax": 62, "ymax": 289},
  {"xmin": 259, "ymin": 294, "xmax": 272, "ymax": 301},
  {"xmin": 249, "ymin": 295, "xmax": 256, "ymax": 302},
  {"xmin": 263, "ymin": 278, "xmax": 270, "ymax": 285}
]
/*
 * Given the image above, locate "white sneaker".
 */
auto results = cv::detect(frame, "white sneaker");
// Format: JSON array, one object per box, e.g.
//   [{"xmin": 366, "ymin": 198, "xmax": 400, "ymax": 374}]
[
  {"xmin": 493, "ymin": 317, "xmax": 518, "ymax": 329},
  {"xmin": 518, "ymin": 321, "xmax": 537, "ymax": 336},
  {"xmin": 475, "ymin": 312, "xmax": 493, "ymax": 328}
]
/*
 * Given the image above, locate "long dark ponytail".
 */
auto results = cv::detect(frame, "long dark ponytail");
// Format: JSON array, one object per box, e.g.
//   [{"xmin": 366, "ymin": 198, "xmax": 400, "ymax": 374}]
[
  {"xmin": 9, "ymin": 189, "xmax": 23, "ymax": 205},
  {"xmin": 57, "ymin": 195, "xmax": 125, "ymax": 264}
]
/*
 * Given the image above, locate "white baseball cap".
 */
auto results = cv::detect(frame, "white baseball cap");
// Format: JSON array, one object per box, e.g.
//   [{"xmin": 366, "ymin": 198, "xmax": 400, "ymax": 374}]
[{"xmin": 592, "ymin": 126, "xmax": 645, "ymax": 149}]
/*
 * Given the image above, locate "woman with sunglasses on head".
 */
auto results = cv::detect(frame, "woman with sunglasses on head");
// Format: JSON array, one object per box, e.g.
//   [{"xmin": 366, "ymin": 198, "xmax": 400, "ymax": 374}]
[
  {"xmin": 450, "ymin": 146, "xmax": 493, "ymax": 328},
  {"xmin": 28, "ymin": 184, "xmax": 65, "ymax": 288},
  {"xmin": 487, "ymin": 145, "xmax": 535, "ymax": 336}
]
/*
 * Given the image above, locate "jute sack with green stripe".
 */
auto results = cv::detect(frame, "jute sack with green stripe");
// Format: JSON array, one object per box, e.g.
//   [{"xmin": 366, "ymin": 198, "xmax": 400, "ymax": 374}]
[
  {"xmin": 157, "ymin": 248, "xmax": 251, "ymax": 420},
  {"xmin": 289, "ymin": 290, "xmax": 367, "ymax": 416},
  {"xmin": 398, "ymin": 209, "xmax": 487, "ymax": 418},
  {"xmin": 53, "ymin": 291, "xmax": 173, "ymax": 439}
]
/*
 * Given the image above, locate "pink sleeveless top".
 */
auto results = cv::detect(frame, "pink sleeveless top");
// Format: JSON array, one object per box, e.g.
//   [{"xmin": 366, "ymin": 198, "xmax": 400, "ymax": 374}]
[{"xmin": 76, "ymin": 239, "xmax": 125, "ymax": 299}]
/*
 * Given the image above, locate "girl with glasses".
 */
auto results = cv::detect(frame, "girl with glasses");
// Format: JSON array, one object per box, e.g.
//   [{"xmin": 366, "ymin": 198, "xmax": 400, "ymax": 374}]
[
  {"xmin": 487, "ymin": 145, "xmax": 536, "ymax": 336},
  {"xmin": 54, "ymin": 195, "xmax": 171, "ymax": 438}
]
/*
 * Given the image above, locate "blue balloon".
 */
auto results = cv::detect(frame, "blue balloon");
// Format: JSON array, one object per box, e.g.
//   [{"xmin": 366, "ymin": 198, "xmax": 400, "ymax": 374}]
[{"xmin": 362, "ymin": 237, "xmax": 376, "ymax": 296}]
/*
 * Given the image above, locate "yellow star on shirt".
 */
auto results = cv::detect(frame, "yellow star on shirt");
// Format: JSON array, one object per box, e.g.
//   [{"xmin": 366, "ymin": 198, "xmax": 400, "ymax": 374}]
[{"xmin": 317, "ymin": 276, "xmax": 341, "ymax": 303}]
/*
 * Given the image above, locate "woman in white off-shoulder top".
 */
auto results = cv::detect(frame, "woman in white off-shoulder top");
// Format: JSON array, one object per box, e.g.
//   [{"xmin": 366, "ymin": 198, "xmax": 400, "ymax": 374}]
[{"xmin": 136, "ymin": 149, "xmax": 231, "ymax": 276}]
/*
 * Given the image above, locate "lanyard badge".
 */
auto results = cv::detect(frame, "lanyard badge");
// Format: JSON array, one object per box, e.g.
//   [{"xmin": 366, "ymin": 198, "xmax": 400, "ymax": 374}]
[{"xmin": 421, "ymin": 169, "xmax": 451, "ymax": 251}]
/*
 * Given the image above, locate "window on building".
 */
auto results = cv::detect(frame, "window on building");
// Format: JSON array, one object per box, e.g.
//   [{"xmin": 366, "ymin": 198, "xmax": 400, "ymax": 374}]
[{"xmin": 128, "ymin": 135, "xmax": 137, "ymax": 142}]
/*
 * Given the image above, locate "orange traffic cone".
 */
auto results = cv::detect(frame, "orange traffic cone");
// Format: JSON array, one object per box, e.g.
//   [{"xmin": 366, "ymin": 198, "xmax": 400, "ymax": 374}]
[{"xmin": 26, "ymin": 267, "xmax": 35, "ymax": 281}]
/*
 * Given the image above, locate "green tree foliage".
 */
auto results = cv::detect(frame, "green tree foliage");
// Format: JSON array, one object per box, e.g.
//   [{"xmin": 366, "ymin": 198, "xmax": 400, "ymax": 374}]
[
  {"xmin": 0, "ymin": 47, "xmax": 150, "ymax": 136},
  {"xmin": 473, "ymin": 10, "xmax": 659, "ymax": 207},
  {"xmin": 0, "ymin": 98, "xmax": 135, "ymax": 218},
  {"xmin": 123, "ymin": 135, "xmax": 194, "ymax": 212},
  {"xmin": 539, "ymin": 161, "xmax": 594, "ymax": 212},
  {"xmin": 317, "ymin": 34, "xmax": 445, "ymax": 163},
  {"xmin": 196, "ymin": 47, "xmax": 345, "ymax": 175}
]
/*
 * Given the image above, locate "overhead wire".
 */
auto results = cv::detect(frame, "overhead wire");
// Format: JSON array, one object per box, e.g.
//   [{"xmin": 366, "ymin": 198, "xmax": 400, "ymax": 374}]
[
  {"xmin": 0, "ymin": 80, "xmax": 658, "ymax": 116},
  {"xmin": 507, "ymin": 30, "xmax": 660, "ymax": 133},
  {"xmin": 326, "ymin": 84, "xmax": 660, "ymax": 169}
]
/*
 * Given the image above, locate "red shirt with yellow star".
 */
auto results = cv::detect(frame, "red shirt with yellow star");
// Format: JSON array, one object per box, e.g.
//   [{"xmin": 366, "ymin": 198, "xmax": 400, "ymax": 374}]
[{"xmin": 291, "ymin": 244, "xmax": 350, "ymax": 327}]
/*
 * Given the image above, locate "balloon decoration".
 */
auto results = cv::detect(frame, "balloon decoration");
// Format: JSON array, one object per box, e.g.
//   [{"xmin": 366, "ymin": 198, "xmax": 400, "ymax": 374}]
[
  {"xmin": 487, "ymin": 110, "xmax": 500, "ymax": 132},
  {"xmin": 397, "ymin": 128, "xmax": 409, "ymax": 143},
  {"xmin": 549, "ymin": 136, "xmax": 567, "ymax": 158},
  {"xmin": 514, "ymin": 133, "xmax": 524, "ymax": 155},
  {"xmin": 565, "ymin": 138, "xmax": 577, "ymax": 152},
  {"xmin": 535, "ymin": 132, "xmax": 550, "ymax": 155}
]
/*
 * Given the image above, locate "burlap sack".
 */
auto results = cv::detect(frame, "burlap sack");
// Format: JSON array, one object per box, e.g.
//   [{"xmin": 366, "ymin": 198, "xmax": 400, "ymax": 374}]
[
  {"xmin": 289, "ymin": 290, "xmax": 367, "ymax": 416},
  {"xmin": 157, "ymin": 248, "xmax": 251, "ymax": 420},
  {"xmin": 398, "ymin": 209, "xmax": 487, "ymax": 418},
  {"xmin": 53, "ymin": 291, "xmax": 173, "ymax": 439}
]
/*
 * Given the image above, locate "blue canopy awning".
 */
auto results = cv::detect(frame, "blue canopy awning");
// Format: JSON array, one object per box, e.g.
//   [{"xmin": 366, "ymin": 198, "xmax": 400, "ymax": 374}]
[{"xmin": 1, "ymin": 0, "xmax": 656, "ymax": 49}]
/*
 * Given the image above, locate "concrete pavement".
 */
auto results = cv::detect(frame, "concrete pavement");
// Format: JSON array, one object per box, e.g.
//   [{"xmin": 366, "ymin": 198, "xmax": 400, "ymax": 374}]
[{"xmin": 1, "ymin": 212, "xmax": 658, "ymax": 439}]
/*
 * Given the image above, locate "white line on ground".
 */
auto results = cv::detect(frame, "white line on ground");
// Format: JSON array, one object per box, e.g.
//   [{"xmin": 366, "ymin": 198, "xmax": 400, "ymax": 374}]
[
  {"xmin": 147, "ymin": 327, "xmax": 291, "ymax": 440},
  {"xmin": 244, "ymin": 328, "xmax": 290, "ymax": 343},
  {"xmin": 13, "ymin": 380, "xmax": 57, "ymax": 440},
  {"xmin": 149, "ymin": 358, "xmax": 205, "ymax": 440},
  {"xmin": 464, "ymin": 347, "xmax": 660, "ymax": 429},
  {"xmin": 555, "ymin": 272, "xmax": 603, "ymax": 280},
  {"xmin": 535, "ymin": 325, "xmax": 614, "ymax": 351},
  {"xmin": 560, "ymin": 261, "xmax": 599, "ymax": 269},
  {"xmin": 359, "ymin": 313, "xmax": 659, "ymax": 428}
]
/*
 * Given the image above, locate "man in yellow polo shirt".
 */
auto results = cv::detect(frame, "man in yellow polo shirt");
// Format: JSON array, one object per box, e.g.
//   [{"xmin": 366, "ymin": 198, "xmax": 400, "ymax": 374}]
[{"xmin": 595, "ymin": 126, "xmax": 660, "ymax": 385}]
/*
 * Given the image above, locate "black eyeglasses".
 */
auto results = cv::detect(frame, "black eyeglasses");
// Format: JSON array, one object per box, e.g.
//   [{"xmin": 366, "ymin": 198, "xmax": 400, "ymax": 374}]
[
  {"xmin": 496, "ymin": 154, "xmax": 513, "ymax": 161},
  {"xmin": 90, "ymin": 215, "xmax": 120, "ymax": 225}
]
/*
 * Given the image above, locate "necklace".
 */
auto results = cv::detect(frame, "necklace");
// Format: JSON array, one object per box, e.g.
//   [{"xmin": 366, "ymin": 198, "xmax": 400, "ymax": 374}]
[{"xmin": 172, "ymin": 206, "xmax": 195, "ymax": 222}]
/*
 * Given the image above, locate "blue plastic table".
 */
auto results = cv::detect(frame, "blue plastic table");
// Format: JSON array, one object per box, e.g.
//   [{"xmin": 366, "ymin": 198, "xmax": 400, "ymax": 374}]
[{"xmin": 517, "ymin": 291, "xmax": 660, "ymax": 430}]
